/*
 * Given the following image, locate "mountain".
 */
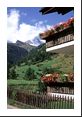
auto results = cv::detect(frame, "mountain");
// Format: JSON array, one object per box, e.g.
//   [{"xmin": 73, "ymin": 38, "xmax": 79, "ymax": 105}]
[
  {"xmin": 16, "ymin": 40, "xmax": 25, "ymax": 46},
  {"xmin": 7, "ymin": 38, "xmax": 45, "ymax": 65},
  {"xmin": 16, "ymin": 40, "xmax": 35, "ymax": 52},
  {"xmin": 26, "ymin": 36, "xmax": 45, "ymax": 47},
  {"xmin": 7, "ymin": 43, "xmax": 28, "ymax": 65}
]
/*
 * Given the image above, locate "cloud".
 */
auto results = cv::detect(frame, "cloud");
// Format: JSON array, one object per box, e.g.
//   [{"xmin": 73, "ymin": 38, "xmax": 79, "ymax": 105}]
[
  {"xmin": 7, "ymin": 9, "xmax": 51, "ymax": 44},
  {"xmin": 21, "ymin": 12, "xmax": 27, "ymax": 16},
  {"xmin": 7, "ymin": 10, "xmax": 20, "ymax": 42},
  {"xmin": 31, "ymin": 19, "xmax": 38, "ymax": 23}
]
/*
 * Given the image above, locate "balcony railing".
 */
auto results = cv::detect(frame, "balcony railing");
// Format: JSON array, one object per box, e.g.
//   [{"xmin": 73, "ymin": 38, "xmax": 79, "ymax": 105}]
[{"xmin": 46, "ymin": 33, "xmax": 74, "ymax": 48}]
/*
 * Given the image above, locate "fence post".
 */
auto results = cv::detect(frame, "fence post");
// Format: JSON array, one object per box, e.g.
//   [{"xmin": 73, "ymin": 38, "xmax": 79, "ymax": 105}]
[
  {"xmin": 38, "ymin": 94, "xmax": 40, "ymax": 108},
  {"xmin": 44, "ymin": 93, "xmax": 46, "ymax": 109},
  {"xmin": 59, "ymin": 95, "xmax": 61, "ymax": 109},
  {"xmin": 57, "ymin": 96, "xmax": 59, "ymax": 109},
  {"xmin": 38, "ymin": 95, "xmax": 41, "ymax": 108},
  {"xmin": 40, "ymin": 94, "xmax": 42, "ymax": 109},
  {"xmin": 45, "ymin": 94, "xmax": 47, "ymax": 109},
  {"xmin": 72, "ymin": 98, "xmax": 74, "ymax": 109},
  {"xmin": 70, "ymin": 97, "xmax": 74, "ymax": 109},
  {"xmin": 62, "ymin": 96, "xmax": 64, "ymax": 109},
  {"xmin": 54, "ymin": 95, "xmax": 56, "ymax": 109},
  {"xmin": 64, "ymin": 96, "xmax": 67, "ymax": 109},
  {"xmin": 52, "ymin": 95, "xmax": 54, "ymax": 109},
  {"xmin": 67, "ymin": 96, "xmax": 70, "ymax": 109},
  {"xmin": 33, "ymin": 93, "xmax": 35, "ymax": 107}
]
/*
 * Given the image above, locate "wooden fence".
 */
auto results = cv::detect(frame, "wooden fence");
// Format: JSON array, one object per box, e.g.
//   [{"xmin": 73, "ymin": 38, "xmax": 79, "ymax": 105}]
[{"xmin": 7, "ymin": 88, "xmax": 74, "ymax": 109}]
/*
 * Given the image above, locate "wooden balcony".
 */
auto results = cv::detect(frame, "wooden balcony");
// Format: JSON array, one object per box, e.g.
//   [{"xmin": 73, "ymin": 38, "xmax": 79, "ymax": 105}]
[{"xmin": 46, "ymin": 33, "xmax": 74, "ymax": 48}]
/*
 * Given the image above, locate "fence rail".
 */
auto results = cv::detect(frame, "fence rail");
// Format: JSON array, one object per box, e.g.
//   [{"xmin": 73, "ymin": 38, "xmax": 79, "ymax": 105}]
[{"xmin": 7, "ymin": 88, "xmax": 74, "ymax": 109}]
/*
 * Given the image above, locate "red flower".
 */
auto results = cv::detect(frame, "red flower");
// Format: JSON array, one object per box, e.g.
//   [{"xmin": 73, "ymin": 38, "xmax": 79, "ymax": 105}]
[{"xmin": 39, "ymin": 17, "xmax": 74, "ymax": 38}]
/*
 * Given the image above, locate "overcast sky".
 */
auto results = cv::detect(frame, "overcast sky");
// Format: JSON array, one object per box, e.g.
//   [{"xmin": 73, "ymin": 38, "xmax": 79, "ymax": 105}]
[{"xmin": 7, "ymin": 7, "xmax": 74, "ymax": 43}]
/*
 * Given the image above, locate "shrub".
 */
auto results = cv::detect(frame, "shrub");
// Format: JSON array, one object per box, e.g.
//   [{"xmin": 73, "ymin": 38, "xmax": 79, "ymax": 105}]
[
  {"xmin": 38, "ymin": 80, "xmax": 47, "ymax": 93},
  {"xmin": 9, "ymin": 67, "xmax": 17, "ymax": 79},
  {"xmin": 24, "ymin": 67, "xmax": 36, "ymax": 80}
]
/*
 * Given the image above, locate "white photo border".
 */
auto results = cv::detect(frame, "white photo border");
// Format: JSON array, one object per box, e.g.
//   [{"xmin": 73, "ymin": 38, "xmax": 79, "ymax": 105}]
[{"xmin": 0, "ymin": 0, "xmax": 81, "ymax": 116}]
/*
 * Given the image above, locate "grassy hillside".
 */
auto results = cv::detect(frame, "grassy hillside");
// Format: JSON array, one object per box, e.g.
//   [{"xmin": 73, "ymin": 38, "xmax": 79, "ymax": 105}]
[
  {"xmin": 7, "ymin": 43, "xmax": 74, "ymax": 93},
  {"xmin": 8, "ymin": 53, "xmax": 74, "ymax": 83}
]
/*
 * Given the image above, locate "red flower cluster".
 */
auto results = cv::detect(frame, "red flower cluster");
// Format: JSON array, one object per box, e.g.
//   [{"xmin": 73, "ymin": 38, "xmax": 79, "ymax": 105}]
[
  {"xmin": 39, "ymin": 17, "xmax": 74, "ymax": 39},
  {"xmin": 41, "ymin": 73, "xmax": 74, "ymax": 83},
  {"xmin": 41, "ymin": 73, "xmax": 60, "ymax": 83},
  {"xmin": 52, "ymin": 17, "xmax": 74, "ymax": 31}
]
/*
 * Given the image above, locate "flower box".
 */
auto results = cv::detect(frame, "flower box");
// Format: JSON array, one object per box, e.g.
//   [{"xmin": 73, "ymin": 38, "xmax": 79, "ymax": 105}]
[{"xmin": 39, "ymin": 17, "xmax": 74, "ymax": 39}]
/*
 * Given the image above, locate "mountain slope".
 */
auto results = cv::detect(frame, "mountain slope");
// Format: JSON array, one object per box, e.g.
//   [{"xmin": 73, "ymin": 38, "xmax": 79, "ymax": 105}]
[
  {"xmin": 16, "ymin": 40, "xmax": 35, "ymax": 52},
  {"xmin": 26, "ymin": 36, "xmax": 45, "ymax": 47},
  {"xmin": 7, "ymin": 43, "xmax": 28, "ymax": 64},
  {"xmin": 22, "ymin": 43, "xmax": 52, "ymax": 65},
  {"xmin": 7, "ymin": 39, "xmax": 37, "ymax": 65}
]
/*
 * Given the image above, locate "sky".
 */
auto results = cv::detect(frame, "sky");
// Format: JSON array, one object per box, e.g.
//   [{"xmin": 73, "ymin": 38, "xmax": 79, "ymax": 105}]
[{"xmin": 7, "ymin": 7, "xmax": 74, "ymax": 45}]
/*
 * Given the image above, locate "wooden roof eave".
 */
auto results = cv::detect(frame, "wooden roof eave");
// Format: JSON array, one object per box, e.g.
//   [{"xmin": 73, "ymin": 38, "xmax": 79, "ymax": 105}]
[{"xmin": 40, "ymin": 7, "xmax": 74, "ymax": 15}]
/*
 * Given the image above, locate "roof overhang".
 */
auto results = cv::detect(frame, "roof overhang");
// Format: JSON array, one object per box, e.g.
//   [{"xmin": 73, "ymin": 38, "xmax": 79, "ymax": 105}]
[{"xmin": 40, "ymin": 7, "xmax": 74, "ymax": 15}]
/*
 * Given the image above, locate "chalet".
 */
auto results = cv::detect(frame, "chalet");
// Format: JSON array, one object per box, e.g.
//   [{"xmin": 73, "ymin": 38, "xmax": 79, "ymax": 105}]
[
  {"xmin": 39, "ymin": 7, "xmax": 74, "ymax": 95},
  {"xmin": 41, "ymin": 73, "xmax": 74, "ymax": 94},
  {"xmin": 39, "ymin": 7, "xmax": 74, "ymax": 54}
]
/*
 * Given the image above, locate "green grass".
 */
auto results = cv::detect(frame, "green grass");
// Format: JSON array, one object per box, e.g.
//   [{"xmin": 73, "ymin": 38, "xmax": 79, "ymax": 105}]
[
  {"xmin": 8, "ymin": 54, "xmax": 74, "ymax": 92},
  {"xmin": 15, "ymin": 54, "xmax": 73, "ymax": 80},
  {"xmin": 7, "ymin": 79, "xmax": 39, "ymax": 92},
  {"xmin": 16, "ymin": 64, "xmax": 42, "ymax": 79},
  {"xmin": 7, "ymin": 79, "xmax": 39, "ymax": 86}
]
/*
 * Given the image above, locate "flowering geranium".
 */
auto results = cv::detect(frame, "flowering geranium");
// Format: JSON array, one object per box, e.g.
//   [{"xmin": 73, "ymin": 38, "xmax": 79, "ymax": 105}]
[
  {"xmin": 41, "ymin": 72, "xmax": 74, "ymax": 83},
  {"xmin": 67, "ymin": 17, "xmax": 74, "ymax": 24},
  {"xmin": 39, "ymin": 17, "xmax": 74, "ymax": 39},
  {"xmin": 41, "ymin": 73, "xmax": 60, "ymax": 83},
  {"xmin": 63, "ymin": 22, "xmax": 69, "ymax": 28}
]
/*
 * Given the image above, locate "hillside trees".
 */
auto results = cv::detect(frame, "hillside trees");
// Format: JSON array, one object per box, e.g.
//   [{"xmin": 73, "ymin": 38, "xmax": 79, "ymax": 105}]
[
  {"xmin": 7, "ymin": 63, "xmax": 11, "ymax": 79},
  {"xmin": 24, "ymin": 44, "xmax": 52, "ymax": 65},
  {"xmin": 42, "ymin": 66, "xmax": 62, "ymax": 75},
  {"xmin": 7, "ymin": 43, "xmax": 28, "ymax": 65},
  {"xmin": 38, "ymin": 80, "xmax": 47, "ymax": 93},
  {"xmin": 7, "ymin": 66, "xmax": 17, "ymax": 79},
  {"xmin": 24, "ymin": 67, "xmax": 36, "ymax": 80}
]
